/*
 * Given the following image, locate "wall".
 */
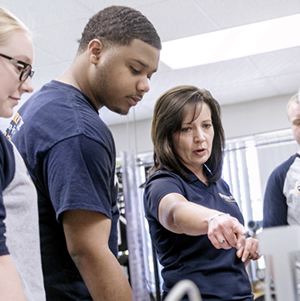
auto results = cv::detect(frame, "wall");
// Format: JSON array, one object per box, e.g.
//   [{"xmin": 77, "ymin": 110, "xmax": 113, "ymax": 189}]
[
  {"xmin": 109, "ymin": 93, "xmax": 293, "ymax": 157},
  {"xmin": 221, "ymin": 94, "xmax": 291, "ymax": 140},
  {"xmin": 110, "ymin": 119, "xmax": 153, "ymax": 158}
]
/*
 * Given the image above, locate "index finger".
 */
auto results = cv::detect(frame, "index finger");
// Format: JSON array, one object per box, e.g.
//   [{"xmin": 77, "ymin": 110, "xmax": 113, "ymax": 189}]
[
  {"xmin": 224, "ymin": 222, "xmax": 247, "ymax": 248},
  {"xmin": 235, "ymin": 231, "xmax": 246, "ymax": 250}
]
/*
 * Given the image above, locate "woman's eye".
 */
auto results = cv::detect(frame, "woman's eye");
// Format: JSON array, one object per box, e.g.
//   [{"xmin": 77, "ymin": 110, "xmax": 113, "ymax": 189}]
[
  {"xmin": 181, "ymin": 127, "xmax": 190, "ymax": 132},
  {"xmin": 204, "ymin": 124, "xmax": 212, "ymax": 129},
  {"xmin": 16, "ymin": 65, "xmax": 24, "ymax": 72}
]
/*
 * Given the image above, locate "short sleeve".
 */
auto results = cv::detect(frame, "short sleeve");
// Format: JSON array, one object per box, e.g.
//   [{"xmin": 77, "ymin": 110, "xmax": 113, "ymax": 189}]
[
  {"xmin": 0, "ymin": 191, "xmax": 7, "ymax": 256},
  {"xmin": 0, "ymin": 133, "xmax": 15, "ymax": 256},
  {"xmin": 0, "ymin": 152, "xmax": 6, "ymax": 255},
  {"xmin": 263, "ymin": 167, "xmax": 288, "ymax": 228},
  {"xmin": 44, "ymin": 134, "xmax": 117, "ymax": 222},
  {"xmin": 144, "ymin": 172, "xmax": 184, "ymax": 221}
]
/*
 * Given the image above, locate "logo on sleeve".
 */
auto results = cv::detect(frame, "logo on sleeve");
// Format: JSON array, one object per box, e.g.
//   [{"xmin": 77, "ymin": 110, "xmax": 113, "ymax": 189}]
[
  {"xmin": 296, "ymin": 183, "xmax": 300, "ymax": 195},
  {"xmin": 218, "ymin": 193, "xmax": 236, "ymax": 203},
  {"xmin": 4, "ymin": 112, "xmax": 23, "ymax": 140}
]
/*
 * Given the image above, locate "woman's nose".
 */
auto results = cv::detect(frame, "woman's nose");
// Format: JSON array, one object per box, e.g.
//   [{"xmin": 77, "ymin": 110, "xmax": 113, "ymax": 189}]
[
  {"xmin": 194, "ymin": 128, "xmax": 205, "ymax": 142},
  {"xmin": 20, "ymin": 77, "xmax": 34, "ymax": 94}
]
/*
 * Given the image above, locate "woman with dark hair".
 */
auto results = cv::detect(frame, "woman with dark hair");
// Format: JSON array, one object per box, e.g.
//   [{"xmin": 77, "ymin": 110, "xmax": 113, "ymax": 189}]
[{"xmin": 144, "ymin": 85, "xmax": 260, "ymax": 300}]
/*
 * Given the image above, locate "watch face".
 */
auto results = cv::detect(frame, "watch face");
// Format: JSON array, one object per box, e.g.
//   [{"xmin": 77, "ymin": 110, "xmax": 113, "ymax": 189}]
[{"xmin": 256, "ymin": 268, "xmax": 265, "ymax": 280}]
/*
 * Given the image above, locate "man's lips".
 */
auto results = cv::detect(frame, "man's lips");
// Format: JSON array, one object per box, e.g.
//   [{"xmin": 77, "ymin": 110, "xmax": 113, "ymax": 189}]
[{"xmin": 128, "ymin": 96, "xmax": 142, "ymax": 106}]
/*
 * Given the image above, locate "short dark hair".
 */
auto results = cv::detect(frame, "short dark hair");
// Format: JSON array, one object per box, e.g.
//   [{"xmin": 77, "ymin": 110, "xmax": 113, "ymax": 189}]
[
  {"xmin": 78, "ymin": 5, "xmax": 161, "ymax": 53},
  {"xmin": 150, "ymin": 85, "xmax": 225, "ymax": 184}
]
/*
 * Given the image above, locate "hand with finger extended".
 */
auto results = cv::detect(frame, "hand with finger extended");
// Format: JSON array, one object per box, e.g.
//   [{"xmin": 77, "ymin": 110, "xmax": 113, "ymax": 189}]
[
  {"xmin": 236, "ymin": 237, "xmax": 260, "ymax": 265},
  {"xmin": 207, "ymin": 213, "xmax": 247, "ymax": 250}
]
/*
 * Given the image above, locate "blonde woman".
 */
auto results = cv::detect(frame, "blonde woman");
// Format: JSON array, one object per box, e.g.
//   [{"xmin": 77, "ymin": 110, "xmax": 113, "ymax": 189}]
[{"xmin": 0, "ymin": 7, "xmax": 45, "ymax": 300}]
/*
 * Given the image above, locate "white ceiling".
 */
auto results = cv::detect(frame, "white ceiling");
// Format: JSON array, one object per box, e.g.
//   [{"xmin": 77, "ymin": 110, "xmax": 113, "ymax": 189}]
[{"xmin": 2, "ymin": 0, "xmax": 300, "ymax": 127}]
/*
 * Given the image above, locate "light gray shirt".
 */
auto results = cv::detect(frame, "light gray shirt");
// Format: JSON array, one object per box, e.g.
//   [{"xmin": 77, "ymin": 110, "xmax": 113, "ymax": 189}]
[{"xmin": 3, "ymin": 143, "xmax": 45, "ymax": 301}]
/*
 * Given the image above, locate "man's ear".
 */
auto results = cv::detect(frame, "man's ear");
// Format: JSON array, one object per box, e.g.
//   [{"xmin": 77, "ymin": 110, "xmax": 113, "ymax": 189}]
[{"xmin": 88, "ymin": 39, "xmax": 103, "ymax": 64}]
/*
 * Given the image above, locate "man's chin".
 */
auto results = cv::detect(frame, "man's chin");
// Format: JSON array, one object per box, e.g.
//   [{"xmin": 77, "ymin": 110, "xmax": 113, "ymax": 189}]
[{"xmin": 109, "ymin": 106, "xmax": 130, "ymax": 116}]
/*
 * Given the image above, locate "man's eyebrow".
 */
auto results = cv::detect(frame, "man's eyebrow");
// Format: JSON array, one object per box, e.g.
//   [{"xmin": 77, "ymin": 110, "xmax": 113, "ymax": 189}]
[
  {"xmin": 132, "ymin": 59, "xmax": 147, "ymax": 67},
  {"xmin": 132, "ymin": 59, "xmax": 158, "ymax": 73}
]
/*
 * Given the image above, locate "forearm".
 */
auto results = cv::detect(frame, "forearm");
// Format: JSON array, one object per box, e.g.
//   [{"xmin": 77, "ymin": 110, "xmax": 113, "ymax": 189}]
[
  {"xmin": 159, "ymin": 193, "xmax": 220, "ymax": 235},
  {"xmin": 172, "ymin": 202, "xmax": 220, "ymax": 235},
  {"xmin": 0, "ymin": 255, "xmax": 26, "ymax": 301},
  {"xmin": 72, "ymin": 248, "xmax": 132, "ymax": 301},
  {"xmin": 63, "ymin": 209, "xmax": 132, "ymax": 301},
  {"xmin": 159, "ymin": 193, "xmax": 247, "ymax": 250}
]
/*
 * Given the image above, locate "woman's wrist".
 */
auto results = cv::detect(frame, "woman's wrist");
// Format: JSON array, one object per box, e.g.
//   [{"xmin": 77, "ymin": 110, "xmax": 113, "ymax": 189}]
[{"xmin": 208, "ymin": 212, "xmax": 230, "ymax": 227}]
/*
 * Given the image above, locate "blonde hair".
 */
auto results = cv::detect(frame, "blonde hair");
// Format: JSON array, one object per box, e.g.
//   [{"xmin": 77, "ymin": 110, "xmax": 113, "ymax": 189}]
[
  {"xmin": 0, "ymin": 6, "xmax": 30, "ymax": 45},
  {"xmin": 287, "ymin": 93, "xmax": 299, "ymax": 111},
  {"xmin": 286, "ymin": 93, "xmax": 299, "ymax": 122}
]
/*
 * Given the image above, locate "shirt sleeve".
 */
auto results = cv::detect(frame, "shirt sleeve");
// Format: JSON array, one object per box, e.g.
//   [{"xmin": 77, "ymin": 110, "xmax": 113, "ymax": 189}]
[
  {"xmin": 263, "ymin": 166, "xmax": 288, "ymax": 228},
  {"xmin": 0, "ymin": 189, "xmax": 7, "ymax": 256},
  {"xmin": 44, "ymin": 134, "xmax": 117, "ymax": 223},
  {"xmin": 144, "ymin": 172, "xmax": 184, "ymax": 221},
  {"xmin": 0, "ymin": 134, "xmax": 15, "ymax": 256}
]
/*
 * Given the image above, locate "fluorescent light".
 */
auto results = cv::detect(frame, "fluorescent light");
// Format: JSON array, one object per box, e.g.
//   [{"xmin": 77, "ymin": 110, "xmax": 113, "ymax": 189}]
[{"xmin": 160, "ymin": 13, "xmax": 300, "ymax": 69}]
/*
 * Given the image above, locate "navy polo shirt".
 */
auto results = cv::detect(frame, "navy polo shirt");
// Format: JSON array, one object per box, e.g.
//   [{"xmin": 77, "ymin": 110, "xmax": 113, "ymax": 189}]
[{"xmin": 144, "ymin": 169, "xmax": 253, "ymax": 301}]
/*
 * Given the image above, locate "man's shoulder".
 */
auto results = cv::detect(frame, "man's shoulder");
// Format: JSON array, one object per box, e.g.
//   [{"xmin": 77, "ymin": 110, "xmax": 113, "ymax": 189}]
[
  {"xmin": 275, "ymin": 154, "xmax": 298, "ymax": 171},
  {"xmin": 8, "ymin": 80, "xmax": 94, "ymax": 138},
  {"xmin": 268, "ymin": 153, "xmax": 298, "ymax": 181},
  {"xmin": 22, "ymin": 80, "xmax": 76, "ymax": 110}
]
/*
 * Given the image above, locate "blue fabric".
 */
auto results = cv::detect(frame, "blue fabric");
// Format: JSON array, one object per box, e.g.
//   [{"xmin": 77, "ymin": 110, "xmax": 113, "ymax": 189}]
[
  {"xmin": 144, "ymin": 170, "xmax": 253, "ymax": 301},
  {"xmin": 0, "ymin": 131, "xmax": 15, "ymax": 256},
  {"xmin": 8, "ymin": 80, "xmax": 119, "ymax": 300},
  {"xmin": 263, "ymin": 153, "xmax": 299, "ymax": 228}
]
